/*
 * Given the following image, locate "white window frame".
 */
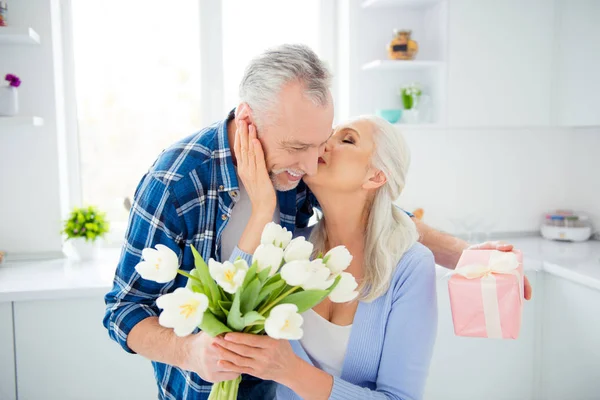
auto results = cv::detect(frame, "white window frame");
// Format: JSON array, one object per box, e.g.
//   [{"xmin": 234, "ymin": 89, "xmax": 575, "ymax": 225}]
[{"xmin": 58, "ymin": 0, "xmax": 339, "ymax": 248}]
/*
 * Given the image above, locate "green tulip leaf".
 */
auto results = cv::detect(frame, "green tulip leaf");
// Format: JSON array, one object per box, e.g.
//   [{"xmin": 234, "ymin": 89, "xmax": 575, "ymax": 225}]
[
  {"xmin": 199, "ymin": 310, "xmax": 232, "ymax": 337},
  {"xmin": 278, "ymin": 289, "xmax": 329, "ymax": 313}
]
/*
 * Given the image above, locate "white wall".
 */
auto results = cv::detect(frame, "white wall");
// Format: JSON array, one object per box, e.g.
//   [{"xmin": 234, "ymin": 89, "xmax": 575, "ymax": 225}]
[
  {"xmin": 567, "ymin": 128, "xmax": 600, "ymax": 232},
  {"xmin": 398, "ymin": 127, "xmax": 600, "ymax": 237},
  {"xmin": 398, "ymin": 127, "xmax": 568, "ymax": 236},
  {"xmin": 0, "ymin": 0, "xmax": 65, "ymax": 256},
  {"xmin": 553, "ymin": 0, "xmax": 600, "ymax": 127}
]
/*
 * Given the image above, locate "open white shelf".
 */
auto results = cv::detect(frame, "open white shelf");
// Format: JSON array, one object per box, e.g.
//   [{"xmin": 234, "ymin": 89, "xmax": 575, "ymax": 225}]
[
  {"xmin": 394, "ymin": 123, "xmax": 444, "ymax": 129},
  {"xmin": 0, "ymin": 27, "xmax": 40, "ymax": 45},
  {"xmin": 0, "ymin": 116, "xmax": 44, "ymax": 128},
  {"xmin": 361, "ymin": 0, "xmax": 443, "ymax": 9},
  {"xmin": 362, "ymin": 59, "xmax": 444, "ymax": 71}
]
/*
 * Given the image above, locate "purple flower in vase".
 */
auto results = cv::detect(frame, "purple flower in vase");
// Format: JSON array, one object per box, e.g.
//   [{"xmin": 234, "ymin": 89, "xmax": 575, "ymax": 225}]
[{"xmin": 5, "ymin": 74, "xmax": 22, "ymax": 88}]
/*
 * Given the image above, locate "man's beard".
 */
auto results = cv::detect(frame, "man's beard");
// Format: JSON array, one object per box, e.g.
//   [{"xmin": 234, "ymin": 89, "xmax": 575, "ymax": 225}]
[{"xmin": 270, "ymin": 171, "xmax": 302, "ymax": 192}]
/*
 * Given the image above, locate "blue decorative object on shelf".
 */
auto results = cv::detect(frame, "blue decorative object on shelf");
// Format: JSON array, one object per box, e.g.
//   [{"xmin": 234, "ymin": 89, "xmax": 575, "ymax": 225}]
[{"xmin": 376, "ymin": 109, "xmax": 402, "ymax": 124}]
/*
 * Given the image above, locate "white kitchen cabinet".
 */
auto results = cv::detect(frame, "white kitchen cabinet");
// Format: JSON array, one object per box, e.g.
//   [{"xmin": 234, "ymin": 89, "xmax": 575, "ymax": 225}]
[
  {"xmin": 554, "ymin": 0, "xmax": 600, "ymax": 127},
  {"xmin": 424, "ymin": 269, "xmax": 539, "ymax": 400},
  {"xmin": 13, "ymin": 297, "xmax": 158, "ymax": 400},
  {"xmin": 0, "ymin": 302, "xmax": 16, "ymax": 400},
  {"xmin": 447, "ymin": 0, "xmax": 554, "ymax": 127},
  {"xmin": 540, "ymin": 274, "xmax": 600, "ymax": 400}
]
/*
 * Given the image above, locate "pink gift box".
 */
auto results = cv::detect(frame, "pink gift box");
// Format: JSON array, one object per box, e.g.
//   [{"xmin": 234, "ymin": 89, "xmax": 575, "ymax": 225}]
[{"xmin": 448, "ymin": 249, "xmax": 524, "ymax": 339}]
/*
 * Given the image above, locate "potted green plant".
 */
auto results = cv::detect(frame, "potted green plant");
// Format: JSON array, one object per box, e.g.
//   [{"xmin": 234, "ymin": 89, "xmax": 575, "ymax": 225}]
[
  {"xmin": 400, "ymin": 83, "xmax": 422, "ymax": 124},
  {"xmin": 62, "ymin": 206, "xmax": 109, "ymax": 260}
]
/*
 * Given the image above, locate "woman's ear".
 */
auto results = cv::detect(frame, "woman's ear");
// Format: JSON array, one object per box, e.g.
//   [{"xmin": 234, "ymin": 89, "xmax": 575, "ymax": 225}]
[{"xmin": 363, "ymin": 169, "xmax": 387, "ymax": 190}]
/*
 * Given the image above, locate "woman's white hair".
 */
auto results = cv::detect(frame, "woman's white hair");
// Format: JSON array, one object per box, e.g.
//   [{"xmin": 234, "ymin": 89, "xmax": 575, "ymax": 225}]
[
  {"xmin": 310, "ymin": 115, "xmax": 419, "ymax": 302},
  {"xmin": 238, "ymin": 44, "xmax": 332, "ymax": 128}
]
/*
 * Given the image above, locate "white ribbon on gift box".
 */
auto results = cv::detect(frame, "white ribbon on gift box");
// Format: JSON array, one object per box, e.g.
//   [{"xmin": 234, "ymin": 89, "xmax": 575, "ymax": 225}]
[{"xmin": 454, "ymin": 251, "xmax": 523, "ymax": 339}]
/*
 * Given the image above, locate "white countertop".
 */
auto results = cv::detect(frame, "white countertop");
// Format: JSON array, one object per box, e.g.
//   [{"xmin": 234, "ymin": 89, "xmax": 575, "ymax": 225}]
[
  {"xmin": 1, "ymin": 236, "xmax": 599, "ymax": 302},
  {"xmin": 0, "ymin": 248, "xmax": 122, "ymax": 302},
  {"xmin": 508, "ymin": 236, "xmax": 600, "ymax": 290}
]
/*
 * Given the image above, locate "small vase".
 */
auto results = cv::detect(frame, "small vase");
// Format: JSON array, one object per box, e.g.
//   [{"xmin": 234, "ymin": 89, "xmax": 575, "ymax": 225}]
[
  {"xmin": 0, "ymin": 1, "xmax": 7, "ymax": 27},
  {"xmin": 70, "ymin": 238, "xmax": 98, "ymax": 261},
  {"xmin": 0, "ymin": 86, "xmax": 18, "ymax": 116},
  {"xmin": 403, "ymin": 108, "xmax": 419, "ymax": 124}
]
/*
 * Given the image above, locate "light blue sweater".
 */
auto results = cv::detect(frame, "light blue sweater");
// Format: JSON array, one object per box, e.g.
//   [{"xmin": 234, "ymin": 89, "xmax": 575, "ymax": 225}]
[{"xmin": 231, "ymin": 231, "xmax": 438, "ymax": 400}]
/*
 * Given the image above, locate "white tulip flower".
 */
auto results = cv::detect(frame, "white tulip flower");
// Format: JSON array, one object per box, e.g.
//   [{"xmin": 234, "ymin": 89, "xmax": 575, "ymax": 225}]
[
  {"xmin": 328, "ymin": 272, "xmax": 359, "ymax": 303},
  {"xmin": 323, "ymin": 246, "xmax": 353, "ymax": 275},
  {"xmin": 208, "ymin": 258, "xmax": 248, "ymax": 294},
  {"xmin": 260, "ymin": 222, "xmax": 292, "ymax": 248},
  {"xmin": 280, "ymin": 259, "xmax": 334, "ymax": 290},
  {"xmin": 283, "ymin": 237, "xmax": 314, "ymax": 263},
  {"xmin": 135, "ymin": 244, "xmax": 180, "ymax": 283},
  {"xmin": 253, "ymin": 243, "xmax": 284, "ymax": 276},
  {"xmin": 264, "ymin": 304, "xmax": 304, "ymax": 340},
  {"xmin": 156, "ymin": 287, "xmax": 209, "ymax": 337},
  {"xmin": 302, "ymin": 259, "xmax": 336, "ymax": 290},
  {"xmin": 280, "ymin": 260, "xmax": 312, "ymax": 286}
]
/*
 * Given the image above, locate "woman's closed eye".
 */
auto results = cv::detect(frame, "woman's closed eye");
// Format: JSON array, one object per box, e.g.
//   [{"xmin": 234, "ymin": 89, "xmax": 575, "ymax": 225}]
[{"xmin": 342, "ymin": 136, "xmax": 355, "ymax": 144}]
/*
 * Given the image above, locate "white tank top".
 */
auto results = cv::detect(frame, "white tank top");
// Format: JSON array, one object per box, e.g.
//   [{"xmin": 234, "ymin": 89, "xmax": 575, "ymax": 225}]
[{"xmin": 300, "ymin": 309, "xmax": 353, "ymax": 377}]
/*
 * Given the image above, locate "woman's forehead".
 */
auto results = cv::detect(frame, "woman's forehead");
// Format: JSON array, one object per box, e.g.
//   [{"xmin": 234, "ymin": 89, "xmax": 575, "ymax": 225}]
[{"xmin": 334, "ymin": 119, "xmax": 374, "ymax": 136}]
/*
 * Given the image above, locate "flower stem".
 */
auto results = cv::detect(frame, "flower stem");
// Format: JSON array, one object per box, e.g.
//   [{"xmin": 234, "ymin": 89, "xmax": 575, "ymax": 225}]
[
  {"xmin": 177, "ymin": 269, "xmax": 201, "ymax": 283},
  {"xmin": 258, "ymin": 285, "xmax": 300, "ymax": 315}
]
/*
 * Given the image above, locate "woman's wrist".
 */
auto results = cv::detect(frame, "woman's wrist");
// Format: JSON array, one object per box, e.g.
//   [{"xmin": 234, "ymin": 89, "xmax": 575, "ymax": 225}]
[
  {"xmin": 280, "ymin": 356, "xmax": 333, "ymax": 400},
  {"xmin": 251, "ymin": 206, "xmax": 275, "ymax": 222},
  {"xmin": 279, "ymin": 354, "xmax": 304, "ymax": 388}
]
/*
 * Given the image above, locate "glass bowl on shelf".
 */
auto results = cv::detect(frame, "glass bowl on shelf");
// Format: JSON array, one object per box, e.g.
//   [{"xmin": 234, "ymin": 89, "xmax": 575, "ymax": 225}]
[{"xmin": 376, "ymin": 109, "xmax": 402, "ymax": 123}]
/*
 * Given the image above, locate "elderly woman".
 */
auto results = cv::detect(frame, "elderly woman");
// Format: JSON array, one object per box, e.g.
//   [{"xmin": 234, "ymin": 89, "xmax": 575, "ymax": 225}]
[{"xmin": 215, "ymin": 115, "xmax": 438, "ymax": 400}]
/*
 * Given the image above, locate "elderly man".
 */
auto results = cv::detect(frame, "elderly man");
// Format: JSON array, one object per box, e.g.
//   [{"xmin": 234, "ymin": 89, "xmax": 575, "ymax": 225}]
[{"xmin": 104, "ymin": 44, "xmax": 532, "ymax": 399}]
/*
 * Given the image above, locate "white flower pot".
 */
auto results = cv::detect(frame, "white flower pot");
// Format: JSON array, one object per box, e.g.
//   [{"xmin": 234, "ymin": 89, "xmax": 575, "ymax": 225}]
[
  {"xmin": 402, "ymin": 108, "xmax": 419, "ymax": 124},
  {"xmin": 0, "ymin": 86, "xmax": 18, "ymax": 116},
  {"xmin": 70, "ymin": 238, "xmax": 98, "ymax": 261}
]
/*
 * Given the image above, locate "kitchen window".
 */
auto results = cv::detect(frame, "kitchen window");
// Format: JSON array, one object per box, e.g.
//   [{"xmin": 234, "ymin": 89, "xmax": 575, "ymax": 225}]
[{"xmin": 66, "ymin": 0, "xmax": 333, "ymax": 245}]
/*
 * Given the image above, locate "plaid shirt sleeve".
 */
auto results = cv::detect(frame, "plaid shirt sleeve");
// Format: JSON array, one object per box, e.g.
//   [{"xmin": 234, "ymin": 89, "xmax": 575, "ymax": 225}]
[{"xmin": 103, "ymin": 174, "xmax": 185, "ymax": 354}]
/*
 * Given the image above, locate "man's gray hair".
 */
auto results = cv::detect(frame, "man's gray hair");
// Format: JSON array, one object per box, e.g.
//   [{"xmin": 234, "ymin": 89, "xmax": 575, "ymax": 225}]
[{"xmin": 239, "ymin": 44, "xmax": 332, "ymax": 127}]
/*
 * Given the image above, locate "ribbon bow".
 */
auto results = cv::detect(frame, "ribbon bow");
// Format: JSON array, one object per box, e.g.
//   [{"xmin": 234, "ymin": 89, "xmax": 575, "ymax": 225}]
[{"xmin": 454, "ymin": 251, "xmax": 520, "ymax": 279}]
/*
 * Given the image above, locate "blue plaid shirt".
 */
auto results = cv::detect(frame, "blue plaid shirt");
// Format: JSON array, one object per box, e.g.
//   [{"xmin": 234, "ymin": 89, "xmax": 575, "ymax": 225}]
[{"xmin": 103, "ymin": 111, "xmax": 315, "ymax": 399}]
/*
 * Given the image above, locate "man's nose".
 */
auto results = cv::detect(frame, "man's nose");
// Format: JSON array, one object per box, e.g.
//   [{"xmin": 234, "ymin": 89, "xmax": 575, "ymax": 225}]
[{"xmin": 300, "ymin": 147, "xmax": 320, "ymax": 177}]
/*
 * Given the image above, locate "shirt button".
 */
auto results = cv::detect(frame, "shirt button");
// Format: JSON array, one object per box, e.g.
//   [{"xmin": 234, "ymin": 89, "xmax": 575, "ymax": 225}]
[
  {"xmin": 231, "ymin": 190, "xmax": 238, "ymax": 198},
  {"xmin": 221, "ymin": 214, "xmax": 228, "ymax": 221},
  {"xmin": 219, "ymin": 185, "xmax": 224, "ymax": 191}
]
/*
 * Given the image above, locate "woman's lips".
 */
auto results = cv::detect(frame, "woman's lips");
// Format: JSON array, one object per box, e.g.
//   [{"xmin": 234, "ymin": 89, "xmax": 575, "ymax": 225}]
[{"xmin": 318, "ymin": 157, "xmax": 326, "ymax": 164}]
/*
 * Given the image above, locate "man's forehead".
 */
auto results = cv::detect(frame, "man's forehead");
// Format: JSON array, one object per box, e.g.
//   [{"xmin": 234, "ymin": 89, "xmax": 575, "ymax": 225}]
[{"xmin": 281, "ymin": 128, "xmax": 334, "ymax": 147}]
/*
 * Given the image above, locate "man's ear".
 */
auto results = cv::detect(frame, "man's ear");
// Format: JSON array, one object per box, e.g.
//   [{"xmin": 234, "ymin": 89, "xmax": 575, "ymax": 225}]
[
  {"xmin": 235, "ymin": 103, "xmax": 254, "ymax": 128},
  {"xmin": 363, "ymin": 169, "xmax": 387, "ymax": 190}
]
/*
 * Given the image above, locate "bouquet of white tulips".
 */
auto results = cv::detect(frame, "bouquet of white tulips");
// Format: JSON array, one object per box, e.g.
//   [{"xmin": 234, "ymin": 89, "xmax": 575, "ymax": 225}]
[{"xmin": 135, "ymin": 222, "xmax": 359, "ymax": 400}]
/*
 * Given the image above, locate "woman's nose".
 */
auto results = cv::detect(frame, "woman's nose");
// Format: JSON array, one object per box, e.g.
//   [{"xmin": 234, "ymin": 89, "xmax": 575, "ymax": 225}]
[{"xmin": 320, "ymin": 140, "xmax": 332, "ymax": 155}]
